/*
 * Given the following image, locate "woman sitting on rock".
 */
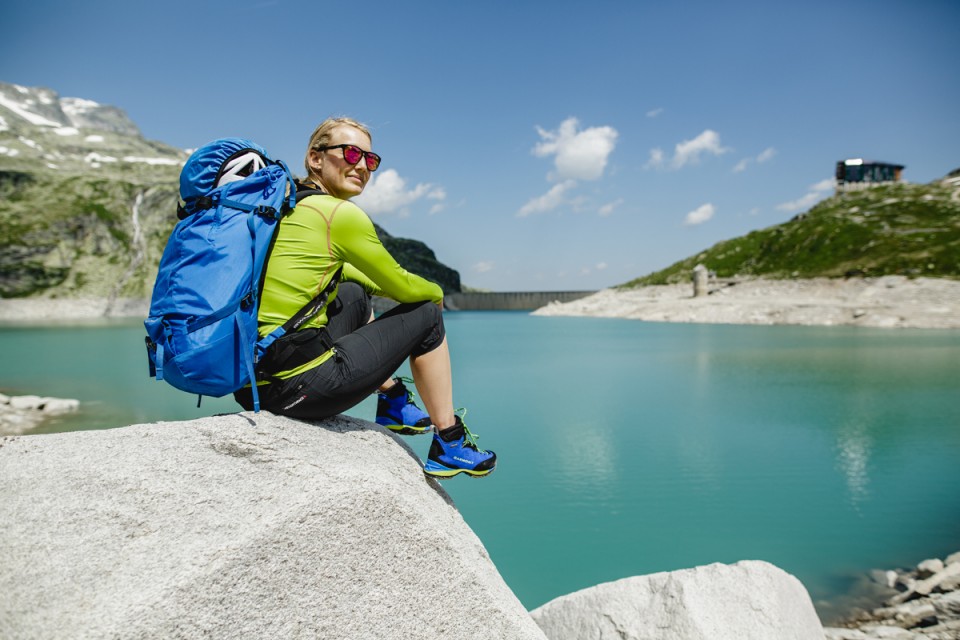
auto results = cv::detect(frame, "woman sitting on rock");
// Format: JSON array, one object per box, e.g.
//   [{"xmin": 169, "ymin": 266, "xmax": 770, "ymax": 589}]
[{"xmin": 234, "ymin": 117, "xmax": 496, "ymax": 479}]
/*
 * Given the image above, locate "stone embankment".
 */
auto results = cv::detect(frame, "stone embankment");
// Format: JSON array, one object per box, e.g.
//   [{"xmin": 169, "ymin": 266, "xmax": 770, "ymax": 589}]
[
  {"xmin": 824, "ymin": 552, "xmax": 960, "ymax": 640},
  {"xmin": 0, "ymin": 392, "xmax": 78, "ymax": 435},
  {"xmin": 533, "ymin": 276, "xmax": 960, "ymax": 329}
]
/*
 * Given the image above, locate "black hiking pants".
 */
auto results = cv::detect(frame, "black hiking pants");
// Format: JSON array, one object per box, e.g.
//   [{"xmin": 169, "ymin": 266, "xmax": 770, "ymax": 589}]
[{"xmin": 234, "ymin": 282, "xmax": 445, "ymax": 419}]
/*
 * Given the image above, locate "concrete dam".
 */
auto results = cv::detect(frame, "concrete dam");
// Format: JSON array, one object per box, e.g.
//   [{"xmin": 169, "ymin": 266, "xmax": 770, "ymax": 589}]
[{"xmin": 444, "ymin": 290, "xmax": 596, "ymax": 311}]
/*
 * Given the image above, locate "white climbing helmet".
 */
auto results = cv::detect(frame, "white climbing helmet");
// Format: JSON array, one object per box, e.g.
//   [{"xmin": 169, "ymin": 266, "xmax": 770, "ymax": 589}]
[{"xmin": 216, "ymin": 151, "xmax": 266, "ymax": 187}]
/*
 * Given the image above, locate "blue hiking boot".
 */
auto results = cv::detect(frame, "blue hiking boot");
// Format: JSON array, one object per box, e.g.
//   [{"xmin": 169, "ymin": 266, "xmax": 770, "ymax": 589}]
[
  {"xmin": 376, "ymin": 377, "xmax": 433, "ymax": 435},
  {"xmin": 423, "ymin": 413, "xmax": 496, "ymax": 479}
]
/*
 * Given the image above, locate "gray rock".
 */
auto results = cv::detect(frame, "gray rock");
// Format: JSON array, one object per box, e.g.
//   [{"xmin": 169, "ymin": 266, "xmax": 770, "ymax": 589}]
[
  {"xmin": 937, "ymin": 574, "xmax": 960, "ymax": 593},
  {"xmin": 933, "ymin": 590, "xmax": 960, "ymax": 617},
  {"xmin": 945, "ymin": 552, "xmax": 960, "ymax": 568},
  {"xmin": 891, "ymin": 563, "xmax": 960, "ymax": 603},
  {"xmin": 7, "ymin": 394, "xmax": 46, "ymax": 410},
  {"xmin": 35, "ymin": 397, "xmax": 80, "ymax": 413},
  {"xmin": 857, "ymin": 625, "xmax": 923, "ymax": 639},
  {"xmin": 872, "ymin": 598, "xmax": 935, "ymax": 623},
  {"xmin": 530, "ymin": 560, "xmax": 825, "ymax": 640},
  {"xmin": 869, "ymin": 570, "xmax": 900, "ymax": 589},
  {"xmin": 5, "ymin": 394, "xmax": 78, "ymax": 413},
  {"xmin": 824, "ymin": 629, "xmax": 871, "ymax": 640},
  {"xmin": 917, "ymin": 559, "xmax": 945, "ymax": 580},
  {"xmin": 918, "ymin": 618, "xmax": 960, "ymax": 640},
  {"xmin": 0, "ymin": 413, "xmax": 547, "ymax": 640}
]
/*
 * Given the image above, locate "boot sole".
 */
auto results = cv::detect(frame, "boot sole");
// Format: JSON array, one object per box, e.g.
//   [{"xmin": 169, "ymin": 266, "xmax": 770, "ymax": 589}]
[
  {"xmin": 377, "ymin": 421, "xmax": 433, "ymax": 436},
  {"xmin": 423, "ymin": 463, "xmax": 495, "ymax": 479}
]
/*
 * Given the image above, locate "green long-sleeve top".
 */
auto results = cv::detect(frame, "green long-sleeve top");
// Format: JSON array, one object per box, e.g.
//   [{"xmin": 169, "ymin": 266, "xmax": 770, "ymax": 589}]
[{"xmin": 257, "ymin": 193, "xmax": 443, "ymax": 379}]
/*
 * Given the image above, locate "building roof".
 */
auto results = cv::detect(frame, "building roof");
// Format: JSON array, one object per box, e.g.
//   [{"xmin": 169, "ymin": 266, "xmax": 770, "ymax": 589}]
[{"xmin": 840, "ymin": 158, "xmax": 905, "ymax": 169}]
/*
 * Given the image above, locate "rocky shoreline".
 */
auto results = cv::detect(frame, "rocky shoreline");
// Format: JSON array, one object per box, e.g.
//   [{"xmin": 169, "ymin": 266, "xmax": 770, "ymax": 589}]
[
  {"xmin": 3, "ymin": 277, "xmax": 959, "ymax": 329},
  {"xmin": 0, "ymin": 393, "xmax": 79, "ymax": 435},
  {"xmin": 825, "ymin": 551, "xmax": 960, "ymax": 639},
  {"xmin": 533, "ymin": 276, "xmax": 960, "ymax": 329},
  {"xmin": 0, "ymin": 297, "xmax": 148, "ymax": 322}
]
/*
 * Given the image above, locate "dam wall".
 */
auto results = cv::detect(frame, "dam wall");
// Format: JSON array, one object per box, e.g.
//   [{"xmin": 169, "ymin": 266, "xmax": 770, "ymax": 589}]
[{"xmin": 444, "ymin": 291, "xmax": 596, "ymax": 311}]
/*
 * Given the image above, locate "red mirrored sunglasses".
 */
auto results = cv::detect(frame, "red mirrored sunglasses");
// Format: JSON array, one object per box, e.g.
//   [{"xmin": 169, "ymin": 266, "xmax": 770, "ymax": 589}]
[{"xmin": 315, "ymin": 144, "xmax": 382, "ymax": 171}]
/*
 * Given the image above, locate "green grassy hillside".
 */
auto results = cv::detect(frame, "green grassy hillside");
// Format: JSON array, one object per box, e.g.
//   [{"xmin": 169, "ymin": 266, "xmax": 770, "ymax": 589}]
[
  {"xmin": 622, "ymin": 180, "xmax": 960, "ymax": 287},
  {"xmin": 0, "ymin": 167, "xmax": 461, "ymax": 298}
]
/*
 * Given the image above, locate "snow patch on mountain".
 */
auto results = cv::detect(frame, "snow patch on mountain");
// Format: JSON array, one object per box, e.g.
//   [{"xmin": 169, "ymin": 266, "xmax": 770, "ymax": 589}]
[{"xmin": 0, "ymin": 92, "xmax": 63, "ymax": 127}]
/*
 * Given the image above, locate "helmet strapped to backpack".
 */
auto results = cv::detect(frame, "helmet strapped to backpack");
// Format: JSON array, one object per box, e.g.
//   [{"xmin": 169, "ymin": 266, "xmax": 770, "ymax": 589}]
[{"xmin": 145, "ymin": 138, "xmax": 338, "ymax": 412}]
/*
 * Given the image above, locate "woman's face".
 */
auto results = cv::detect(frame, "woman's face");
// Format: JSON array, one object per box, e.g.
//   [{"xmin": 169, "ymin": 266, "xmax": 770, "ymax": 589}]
[{"xmin": 308, "ymin": 125, "xmax": 374, "ymax": 200}]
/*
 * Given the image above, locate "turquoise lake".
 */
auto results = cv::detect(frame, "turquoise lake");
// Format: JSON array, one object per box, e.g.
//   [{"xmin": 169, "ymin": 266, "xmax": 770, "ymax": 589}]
[{"xmin": 2, "ymin": 312, "xmax": 959, "ymax": 622}]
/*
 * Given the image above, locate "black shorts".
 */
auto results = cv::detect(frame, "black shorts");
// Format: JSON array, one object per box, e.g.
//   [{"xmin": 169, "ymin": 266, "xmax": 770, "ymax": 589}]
[{"xmin": 235, "ymin": 282, "xmax": 445, "ymax": 419}]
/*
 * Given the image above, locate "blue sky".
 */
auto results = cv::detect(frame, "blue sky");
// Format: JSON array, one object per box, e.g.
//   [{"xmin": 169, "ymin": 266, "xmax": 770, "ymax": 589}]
[{"xmin": 2, "ymin": 0, "xmax": 958, "ymax": 291}]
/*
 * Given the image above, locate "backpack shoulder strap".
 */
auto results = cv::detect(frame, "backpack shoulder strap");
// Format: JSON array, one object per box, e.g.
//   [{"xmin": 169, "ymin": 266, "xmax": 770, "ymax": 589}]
[
  {"xmin": 294, "ymin": 179, "xmax": 326, "ymax": 203},
  {"xmin": 280, "ymin": 265, "xmax": 343, "ymax": 335}
]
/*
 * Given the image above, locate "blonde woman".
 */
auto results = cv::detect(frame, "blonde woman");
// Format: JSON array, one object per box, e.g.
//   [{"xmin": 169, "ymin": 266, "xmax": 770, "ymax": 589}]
[{"xmin": 235, "ymin": 117, "xmax": 496, "ymax": 479}]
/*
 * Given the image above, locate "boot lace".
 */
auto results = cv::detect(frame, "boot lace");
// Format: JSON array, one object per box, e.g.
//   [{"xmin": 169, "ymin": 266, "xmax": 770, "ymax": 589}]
[
  {"xmin": 456, "ymin": 408, "xmax": 487, "ymax": 453},
  {"xmin": 396, "ymin": 376, "xmax": 423, "ymax": 408}
]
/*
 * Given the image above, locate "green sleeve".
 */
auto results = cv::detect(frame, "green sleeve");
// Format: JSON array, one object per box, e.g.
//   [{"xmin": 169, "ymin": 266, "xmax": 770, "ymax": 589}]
[
  {"xmin": 330, "ymin": 202, "xmax": 444, "ymax": 304},
  {"xmin": 342, "ymin": 263, "xmax": 384, "ymax": 297}
]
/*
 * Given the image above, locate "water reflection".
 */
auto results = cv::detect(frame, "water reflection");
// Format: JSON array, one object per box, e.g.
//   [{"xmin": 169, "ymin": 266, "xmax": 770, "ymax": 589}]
[
  {"xmin": 835, "ymin": 419, "xmax": 871, "ymax": 509},
  {"xmin": 553, "ymin": 421, "xmax": 617, "ymax": 501}
]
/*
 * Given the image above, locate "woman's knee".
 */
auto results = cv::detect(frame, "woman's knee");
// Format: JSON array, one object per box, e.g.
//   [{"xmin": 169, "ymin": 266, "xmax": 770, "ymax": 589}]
[{"xmin": 411, "ymin": 302, "xmax": 445, "ymax": 355}]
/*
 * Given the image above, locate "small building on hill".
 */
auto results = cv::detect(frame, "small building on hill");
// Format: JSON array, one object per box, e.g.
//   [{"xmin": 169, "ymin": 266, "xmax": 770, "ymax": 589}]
[{"xmin": 835, "ymin": 159, "xmax": 905, "ymax": 192}]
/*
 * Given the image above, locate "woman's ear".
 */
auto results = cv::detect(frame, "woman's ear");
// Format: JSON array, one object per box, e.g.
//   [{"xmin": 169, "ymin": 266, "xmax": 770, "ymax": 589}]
[{"xmin": 308, "ymin": 150, "xmax": 323, "ymax": 173}]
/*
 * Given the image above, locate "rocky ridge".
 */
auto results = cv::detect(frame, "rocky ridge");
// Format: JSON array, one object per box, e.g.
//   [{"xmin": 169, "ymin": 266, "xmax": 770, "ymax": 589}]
[
  {"xmin": 0, "ymin": 81, "xmax": 461, "ymax": 301},
  {"xmin": 0, "ymin": 81, "xmax": 184, "ymax": 175}
]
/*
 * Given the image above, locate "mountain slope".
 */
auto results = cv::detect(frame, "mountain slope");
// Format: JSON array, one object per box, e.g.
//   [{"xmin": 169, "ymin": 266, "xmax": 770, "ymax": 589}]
[{"xmin": 623, "ymin": 180, "xmax": 960, "ymax": 287}]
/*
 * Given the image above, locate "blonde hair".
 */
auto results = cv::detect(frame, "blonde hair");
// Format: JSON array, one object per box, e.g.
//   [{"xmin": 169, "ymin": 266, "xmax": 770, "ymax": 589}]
[{"xmin": 303, "ymin": 117, "xmax": 372, "ymax": 180}]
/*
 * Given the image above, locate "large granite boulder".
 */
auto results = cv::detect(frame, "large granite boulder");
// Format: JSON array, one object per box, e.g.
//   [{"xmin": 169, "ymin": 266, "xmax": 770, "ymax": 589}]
[
  {"xmin": 0, "ymin": 413, "xmax": 546, "ymax": 640},
  {"xmin": 530, "ymin": 560, "xmax": 825, "ymax": 640}
]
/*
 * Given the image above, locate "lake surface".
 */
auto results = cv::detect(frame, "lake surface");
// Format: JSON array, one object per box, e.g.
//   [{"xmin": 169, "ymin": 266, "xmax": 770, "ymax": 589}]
[{"xmin": 2, "ymin": 312, "xmax": 959, "ymax": 621}]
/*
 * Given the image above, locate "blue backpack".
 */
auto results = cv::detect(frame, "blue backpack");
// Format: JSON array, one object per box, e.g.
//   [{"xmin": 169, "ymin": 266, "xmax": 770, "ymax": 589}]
[{"xmin": 144, "ymin": 138, "xmax": 336, "ymax": 411}]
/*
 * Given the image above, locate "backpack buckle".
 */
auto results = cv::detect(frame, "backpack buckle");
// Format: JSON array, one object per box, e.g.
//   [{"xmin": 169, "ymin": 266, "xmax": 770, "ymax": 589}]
[{"xmin": 252, "ymin": 204, "xmax": 279, "ymax": 219}]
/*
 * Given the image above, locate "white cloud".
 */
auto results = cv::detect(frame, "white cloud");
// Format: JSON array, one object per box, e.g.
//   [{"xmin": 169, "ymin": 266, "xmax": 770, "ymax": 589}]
[
  {"xmin": 354, "ymin": 168, "xmax": 446, "ymax": 216},
  {"xmin": 645, "ymin": 130, "xmax": 730, "ymax": 170},
  {"xmin": 517, "ymin": 180, "xmax": 577, "ymax": 217},
  {"xmin": 684, "ymin": 203, "xmax": 715, "ymax": 226},
  {"xmin": 646, "ymin": 108, "xmax": 664, "ymax": 118},
  {"xmin": 645, "ymin": 147, "xmax": 665, "ymax": 169},
  {"xmin": 672, "ymin": 130, "xmax": 729, "ymax": 168},
  {"xmin": 734, "ymin": 146, "xmax": 777, "ymax": 173},
  {"xmin": 533, "ymin": 117, "xmax": 618, "ymax": 181},
  {"xmin": 776, "ymin": 178, "xmax": 835, "ymax": 213},
  {"xmin": 756, "ymin": 147, "xmax": 777, "ymax": 163},
  {"xmin": 473, "ymin": 261, "xmax": 494, "ymax": 273},
  {"xmin": 427, "ymin": 187, "xmax": 447, "ymax": 214},
  {"xmin": 580, "ymin": 262, "xmax": 608, "ymax": 275},
  {"xmin": 598, "ymin": 198, "xmax": 624, "ymax": 217}
]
